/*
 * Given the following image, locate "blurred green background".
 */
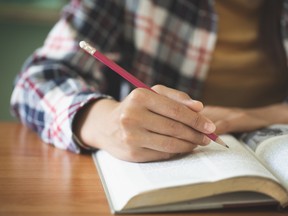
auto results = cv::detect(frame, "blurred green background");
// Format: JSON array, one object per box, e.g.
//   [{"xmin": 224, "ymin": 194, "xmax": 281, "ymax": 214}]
[{"xmin": 0, "ymin": 0, "xmax": 67, "ymax": 121}]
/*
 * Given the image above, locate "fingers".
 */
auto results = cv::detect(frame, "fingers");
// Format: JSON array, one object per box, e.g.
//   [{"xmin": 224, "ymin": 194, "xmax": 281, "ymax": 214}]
[
  {"xmin": 141, "ymin": 132, "xmax": 203, "ymax": 153},
  {"xmin": 112, "ymin": 129, "xmax": 199, "ymax": 162},
  {"xmin": 110, "ymin": 128, "xmax": 179, "ymax": 162},
  {"xmin": 113, "ymin": 146, "xmax": 177, "ymax": 163},
  {"xmin": 151, "ymin": 85, "xmax": 204, "ymax": 112},
  {"xmin": 140, "ymin": 110, "xmax": 211, "ymax": 146},
  {"xmin": 138, "ymin": 89, "xmax": 215, "ymax": 135}
]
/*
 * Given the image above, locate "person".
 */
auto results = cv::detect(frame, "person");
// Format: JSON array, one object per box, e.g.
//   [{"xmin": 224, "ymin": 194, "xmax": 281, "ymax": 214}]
[{"xmin": 10, "ymin": 0, "xmax": 288, "ymax": 162}]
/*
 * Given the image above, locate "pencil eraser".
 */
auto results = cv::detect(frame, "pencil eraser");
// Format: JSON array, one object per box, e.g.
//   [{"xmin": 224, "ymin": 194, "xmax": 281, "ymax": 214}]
[{"xmin": 79, "ymin": 41, "xmax": 86, "ymax": 49}]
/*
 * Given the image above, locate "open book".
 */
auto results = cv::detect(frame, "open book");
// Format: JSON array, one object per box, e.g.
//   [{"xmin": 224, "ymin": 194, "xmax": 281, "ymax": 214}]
[{"xmin": 92, "ymin": 124, "xmax": 288, "ymax": 213}]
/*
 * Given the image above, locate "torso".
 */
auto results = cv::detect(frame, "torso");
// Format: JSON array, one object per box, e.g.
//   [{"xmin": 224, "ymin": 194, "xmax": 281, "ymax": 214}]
[{"xmin": 201, "ymin": 0, "xmax": 288, "ymax": 108}]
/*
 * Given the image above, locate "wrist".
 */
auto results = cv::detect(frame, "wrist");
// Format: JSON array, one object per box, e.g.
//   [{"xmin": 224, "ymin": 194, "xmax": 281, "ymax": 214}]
[
  {"xmin": 73, "ymin": 98, "xmax": 118, "ymax": 149},
  {"xmin": 72, "ymin": 100, "xmax": 99, "ymax": 150}
]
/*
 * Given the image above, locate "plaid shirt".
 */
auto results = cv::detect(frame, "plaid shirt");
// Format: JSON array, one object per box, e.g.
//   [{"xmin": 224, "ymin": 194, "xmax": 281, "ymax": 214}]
[{"xmin": 11, "ymin": 0, "xmax": 288, "ymax": 153}]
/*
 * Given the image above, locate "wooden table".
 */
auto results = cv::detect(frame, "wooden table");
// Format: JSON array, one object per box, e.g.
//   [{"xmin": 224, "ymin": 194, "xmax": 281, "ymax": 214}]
[{"xmin": 0, "ymin": 122, "xmax": 286, "ymax": 216}]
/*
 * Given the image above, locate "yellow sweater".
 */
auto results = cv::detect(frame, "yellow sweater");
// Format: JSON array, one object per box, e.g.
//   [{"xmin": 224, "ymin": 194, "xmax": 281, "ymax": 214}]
[{"xmin": 201, "ymin": 0, "xmax": 288, "ymax": 108}]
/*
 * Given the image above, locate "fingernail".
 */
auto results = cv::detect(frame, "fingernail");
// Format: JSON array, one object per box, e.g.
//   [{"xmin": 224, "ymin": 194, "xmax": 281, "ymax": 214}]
[
  {"xmin": 190, "ymin": 100, "xmax": 202, "ymax": 105},
  {"xmin": 191, "ymin": 99, "xmax": 200, "ymax": 103},
  {"xmin": 204, "ymin": 122, "xmax": 216, "ymax": 133},
  {"xmin": 186, "ymin": 100, "xmax": 203, "ymax": 110}
]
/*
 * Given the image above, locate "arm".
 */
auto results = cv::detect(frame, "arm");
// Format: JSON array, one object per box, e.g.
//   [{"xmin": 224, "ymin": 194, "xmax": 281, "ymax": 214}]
[
  {"xmin": 10, "ymin": 0, "xmax": 125, "ymax": 153},
  {"xmin": 201, "ymin": 103, "xmax": 288, "ymax": 134},
  {"xmin": 11, "ymin": 0, "xmax": 216, "ymax": 161}
]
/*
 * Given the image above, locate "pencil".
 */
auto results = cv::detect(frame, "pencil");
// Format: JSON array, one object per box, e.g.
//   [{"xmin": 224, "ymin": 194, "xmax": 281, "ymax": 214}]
[{"xmin": 79, "ymin": 41, "xmax": 228, "ymax": 148}]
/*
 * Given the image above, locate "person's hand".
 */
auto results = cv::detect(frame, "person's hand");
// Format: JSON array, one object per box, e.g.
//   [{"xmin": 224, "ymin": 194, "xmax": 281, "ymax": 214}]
[
  {"xmin": 74, "ymin": 85, "xmax": 216, "ymax": 162},
  {"xmin": 200, "ymin": 106, "xmax": 270, "ymax": 134}
]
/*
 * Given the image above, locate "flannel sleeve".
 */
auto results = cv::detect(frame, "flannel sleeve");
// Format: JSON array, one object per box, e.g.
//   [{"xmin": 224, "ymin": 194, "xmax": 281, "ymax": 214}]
[{"xmin": 10, "ymin": 0, "xmax": 125, "ymax": 153}]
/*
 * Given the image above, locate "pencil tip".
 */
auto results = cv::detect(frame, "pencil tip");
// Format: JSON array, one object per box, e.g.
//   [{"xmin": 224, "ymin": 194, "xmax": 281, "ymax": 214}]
[{"xmin": 215, "ymin": 137, "xmax": 229, "ymax": 148}]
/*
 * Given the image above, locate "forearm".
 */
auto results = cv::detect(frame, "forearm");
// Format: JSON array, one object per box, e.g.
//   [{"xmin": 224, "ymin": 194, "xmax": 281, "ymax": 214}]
[
  {"xmin": 10, "ymin": 60, "xmax": 103, "ymax": 153},
  {"xmin": 10, "ymin": 21, "xmax": 105, "ymax": 153},
  {"xmin": 201, "ymin": 102, "xmax": 288, "ymax": 134},
  {"xmin": 246, "ymin": 103, "xmax": 288, "ymax": 125},
  {"xmin": 11, "ymin": 0, "xmax": 127, "ymax": 153}
]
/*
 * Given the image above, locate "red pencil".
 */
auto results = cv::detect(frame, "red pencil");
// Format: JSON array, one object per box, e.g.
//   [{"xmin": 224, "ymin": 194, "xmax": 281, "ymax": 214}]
[{"xmin": 79, "ymin": 41, "xmax": 228, "ymax": 148}]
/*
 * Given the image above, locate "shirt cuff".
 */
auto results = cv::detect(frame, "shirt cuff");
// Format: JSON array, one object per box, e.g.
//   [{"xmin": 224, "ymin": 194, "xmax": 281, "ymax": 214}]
[
  {"xmin": 70, "ymin": 94, "xmax": 114, "ymax": 153},
  {"xmin": 72, "ymin": 133, "xmax": 98, "ymax": 152}
]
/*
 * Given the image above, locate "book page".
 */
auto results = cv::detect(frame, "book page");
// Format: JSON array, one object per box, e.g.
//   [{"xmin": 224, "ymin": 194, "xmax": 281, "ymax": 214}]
[
  {"xmin": 93, "ymin": 135, "xmax": 279, "ymax": 210},
  {"xmin": 240, "ymin": 124, "xmax": 288, "ymax": 151},
  {"xmin": 240, "ymin": 125, "xmax": 288, "ymax": 189},
  {"xmin": 254, "ymin": 135, "xmax": 288, "ymax": 189}
]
